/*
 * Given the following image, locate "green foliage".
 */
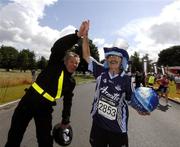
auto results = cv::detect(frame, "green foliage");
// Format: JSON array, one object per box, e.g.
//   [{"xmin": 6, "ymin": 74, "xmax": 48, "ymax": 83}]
[
  {"xmin": 157, "ymin": 46, "xmax": 180, "ymax": 66},
  {"xmin": 1, "ymin": 40, "xmax": 179, "ymax": 74},
  {"xmin": 0, "ymin": 46, "xmax": 19, "ymax": 71},
  {"xmin": 37, "ymin": 56, "xmax": 48, "ymax": 70},
  {"xmin": 130, "ymin": 52, "xmax": 142, "ymax": 73},
  {"xmin": 0, "ymin": 85, "xmax": 29, "ymax": 104},
  {"xmin": 17, "ymin": 49, "xmax": 36, "ymax": 71},
  {"xmin": 0, "ymin": 72, "xmax": 94, "ymax": 104},
  {"xmin": 0, "ymin": 51, "xmax": 2, "ymax": 67},
  {"xmin": 70, "ymin": 38, "xmax": 99, "ymax": 73},
  {"xmin": 0, "ymin": 46, "xmax": 39, "ymax": 72},
  {"xmin": 130, "ymin": 52, "xmax": 155, "ymax": 73},
  {"xmin": 88, "ymin": 39, "xmax": 100, "ymax": 61},
  {"xmin": 0, "ymin": 38, "xmax": 100, "ymax": 73},
  {"xmin": 74, "ymin": 74, "xmax": 95, "ymax": 84}
]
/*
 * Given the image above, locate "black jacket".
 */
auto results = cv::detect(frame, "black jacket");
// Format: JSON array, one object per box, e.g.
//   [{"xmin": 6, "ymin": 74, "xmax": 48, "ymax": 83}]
[{"xmin": 35, "ymin": 32, "xmax": 80, "ymax": 124}]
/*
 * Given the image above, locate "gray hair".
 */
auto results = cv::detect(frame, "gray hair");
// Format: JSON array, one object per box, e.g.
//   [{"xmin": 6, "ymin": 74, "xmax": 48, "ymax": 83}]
[{"xmin": 64, "ymin": 51, "xmax": 80, "ymax": 62}]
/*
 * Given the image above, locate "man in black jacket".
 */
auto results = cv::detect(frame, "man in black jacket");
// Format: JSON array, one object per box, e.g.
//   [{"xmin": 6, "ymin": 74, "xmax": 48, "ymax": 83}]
[{"xmin": 5, "ymin": 21, "xmax": 87, "ymax": 147}]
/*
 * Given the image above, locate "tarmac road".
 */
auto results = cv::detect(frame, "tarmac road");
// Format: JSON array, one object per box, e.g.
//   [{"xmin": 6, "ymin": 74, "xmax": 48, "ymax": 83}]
[{"xmin": 0, "ymin": 82, "xmax": 180, "ymax": 147}]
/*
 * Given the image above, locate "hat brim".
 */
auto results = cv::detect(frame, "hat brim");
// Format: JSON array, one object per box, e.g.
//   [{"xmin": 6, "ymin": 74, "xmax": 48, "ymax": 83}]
[
  {"xmin": 103, "ymin": 47, "xmax": 129, "ymax": 70},
  {"xmin": 104, "ymin": 47, "xmax": 129, "ymax": 60}
]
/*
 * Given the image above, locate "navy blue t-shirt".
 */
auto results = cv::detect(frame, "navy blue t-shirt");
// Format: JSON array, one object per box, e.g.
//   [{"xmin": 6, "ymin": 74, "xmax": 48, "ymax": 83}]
[{"xmin": 88, "ymin": 57, "xmax": 132, "ymax": 133}]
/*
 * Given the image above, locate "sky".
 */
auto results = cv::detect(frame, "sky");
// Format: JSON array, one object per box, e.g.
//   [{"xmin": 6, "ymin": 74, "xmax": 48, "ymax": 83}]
[{"xmin": 0, "ymin": 0, "xmax": 180, "ymax": 62}]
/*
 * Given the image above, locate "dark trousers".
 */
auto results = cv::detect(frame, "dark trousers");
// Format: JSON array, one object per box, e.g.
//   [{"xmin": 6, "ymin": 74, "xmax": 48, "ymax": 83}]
[
  {"xmin": 90, "ymin": 122, "xmax": 128, "ymax": 147},
  {"xmin": 5, "ymin": 88, "xmax": 54, "ymax": 147}
]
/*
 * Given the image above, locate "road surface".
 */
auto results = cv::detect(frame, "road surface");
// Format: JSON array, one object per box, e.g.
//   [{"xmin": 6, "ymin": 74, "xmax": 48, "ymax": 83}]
[{"xmin": 0, "ymin": 82, "xmax": 180, "ymax": 147}]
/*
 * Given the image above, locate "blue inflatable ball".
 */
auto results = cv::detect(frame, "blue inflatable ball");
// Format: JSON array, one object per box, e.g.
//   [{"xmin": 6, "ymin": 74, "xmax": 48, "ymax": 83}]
[{"xmin": 131, "ymin": 87, "xmax": 159, "ymax": 112}]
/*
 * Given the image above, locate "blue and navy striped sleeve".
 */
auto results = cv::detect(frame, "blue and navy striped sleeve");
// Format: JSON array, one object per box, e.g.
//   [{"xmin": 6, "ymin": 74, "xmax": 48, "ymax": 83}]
[{"xmin": 88, "ymin": 57, "xmax": 104, "ymax": 79}]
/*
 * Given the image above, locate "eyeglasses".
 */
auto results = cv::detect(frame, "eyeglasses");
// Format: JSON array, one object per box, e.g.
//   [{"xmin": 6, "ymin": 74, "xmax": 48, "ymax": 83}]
[{"xmin": 107, "ymin": 55, "xmax": 121, "ymax": 58}]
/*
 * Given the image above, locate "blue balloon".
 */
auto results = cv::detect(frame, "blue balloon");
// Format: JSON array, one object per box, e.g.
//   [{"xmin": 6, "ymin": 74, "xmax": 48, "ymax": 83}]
[{"xmin": 131, "ymin": 87, "xmax": 159, "ymax": 112}]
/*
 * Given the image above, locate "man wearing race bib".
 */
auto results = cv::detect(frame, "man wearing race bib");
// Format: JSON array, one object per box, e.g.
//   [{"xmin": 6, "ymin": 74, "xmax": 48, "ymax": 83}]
[{"xmin": 82, "ymin": 20, "xmax": 149, "ymax": 147}]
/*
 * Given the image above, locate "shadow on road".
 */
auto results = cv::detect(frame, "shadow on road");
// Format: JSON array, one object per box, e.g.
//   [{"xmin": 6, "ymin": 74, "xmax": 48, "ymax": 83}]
[{"xmin": 157, "ymin": 103, "xmax": 169, "ymax": 112}]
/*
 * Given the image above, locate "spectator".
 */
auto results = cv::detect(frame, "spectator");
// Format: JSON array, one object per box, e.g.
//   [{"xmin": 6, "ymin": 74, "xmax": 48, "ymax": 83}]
[
  {"xmin": 135, "ymin": 71, "xmax": 142, "ymax": 89},
  {"xmin": 156, "ymin": 74, "xmax": 170, "ymax": 106},
  {"xmin": 147, "ymin": 73, "xmax": 156, "ymax": 89},
  {"xmin": 31, "ymin": 69, "xmax": 36, "ymax": 83},
  {"xmin": 141, "ymin": 72, "xmax": 146, "ymax": 87},
  {"xmin": 174, "ymin": 72, "xmax": 180, "ymax": 94}
]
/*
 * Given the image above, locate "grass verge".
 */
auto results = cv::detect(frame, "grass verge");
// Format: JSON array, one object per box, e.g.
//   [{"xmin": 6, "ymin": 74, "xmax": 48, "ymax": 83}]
[
  {"xmin": 0, "ymin": 74, "xmax": 94, "ymax": 105},
  {"xmin": 0, "ymin": 84, "xmax": 30, "ymax": 104}
]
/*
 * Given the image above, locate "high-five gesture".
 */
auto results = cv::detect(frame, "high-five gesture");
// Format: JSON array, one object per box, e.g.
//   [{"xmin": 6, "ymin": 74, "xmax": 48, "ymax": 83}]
[{"xmin": 77, "ymin": 20, "xmax": 90, "ymax": 38}]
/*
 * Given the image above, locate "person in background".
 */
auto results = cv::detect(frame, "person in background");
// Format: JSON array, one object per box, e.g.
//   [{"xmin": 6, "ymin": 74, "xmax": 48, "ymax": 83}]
[
  {"xmin": 156, "ymin": 74, "xmax": 170, "ymax": 106},
  {"xmin": 147, "ymin": 73, "xmax": 156, "ymax": 89},
  {"xmin": 141, "ymin": 72, "xmax": 146, "ymax": 87},
  {"xmin": 82, "ymin": 20, "xmax": 149, "ymax": 147},
  {"xmin": 174, "ymin": 72, "xmax": 180, "ymax": 94},
  {"xmin": 5, "ymin": 21, "xmax": 87, "ymax": 147},
  {"xmin": 168, "ymin": 75, "xmax": 176, "ymax": 99},
  {"xmin": 134, "ymin": 71, "xmax": 142, "ymax": 89},
  {"xmin": 31, "ymin": 69, "xmax": 36, "ymax": 83}
]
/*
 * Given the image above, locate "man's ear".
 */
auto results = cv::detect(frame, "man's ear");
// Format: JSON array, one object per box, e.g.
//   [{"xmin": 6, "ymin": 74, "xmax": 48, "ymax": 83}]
[{"xmin": 64, "ymin": 60, "xmax": 67, "ymax": 66}]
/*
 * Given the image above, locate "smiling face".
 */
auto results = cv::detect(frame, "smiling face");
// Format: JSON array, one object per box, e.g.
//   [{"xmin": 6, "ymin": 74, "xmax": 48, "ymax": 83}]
[
  {"xmin": 64, "ymin": 52, "xmax": 80, "ymax": 73},
  {"xmin": 106, "ymin": 55, "xmax": 122, "ymax": 72}
]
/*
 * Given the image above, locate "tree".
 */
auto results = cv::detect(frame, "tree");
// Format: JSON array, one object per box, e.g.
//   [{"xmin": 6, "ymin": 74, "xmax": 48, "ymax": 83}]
[
  {"xmin": 0, "ymin": 49, "xmax": 2, "ymax": 67},
  {"xmin": 17, "ymin": 49, "xmax": 36, "ymax": 72},
  {"xmin": 130, "ymin": 52, "xmax": 143, "ymax": 73},
  {"xmin": 37, "ymin": 56, "xmax": 48, "ymax": 70},
  {"xmin": 88, "ymin": 39, "xmax": 99, "ymax": 61},
  {"xmin": 0, "ymin": 46, "xmax": 19, "ymax": 71},
  {"xmin": 70, "ymin": 38, "xmax": 100, "ymax": 73},
  {"xmin": 157, "ymin": 46, "xmax": 180, "ymax": 66},
  {"xmin": 28, "ymin": 50, "xmax": 36, "ymax": 70}
]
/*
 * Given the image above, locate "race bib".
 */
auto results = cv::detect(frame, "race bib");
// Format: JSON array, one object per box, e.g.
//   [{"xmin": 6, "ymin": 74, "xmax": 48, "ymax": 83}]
[{"xmin": 98, "ymin": 100, "xmax": 117, "ymax": 120}]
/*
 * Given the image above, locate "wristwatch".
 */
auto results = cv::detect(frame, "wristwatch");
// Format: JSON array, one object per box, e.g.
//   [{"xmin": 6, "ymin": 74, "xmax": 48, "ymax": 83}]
[{"xmin": 75, "ymin": 29, "xmax": 81, "ymax": 38}]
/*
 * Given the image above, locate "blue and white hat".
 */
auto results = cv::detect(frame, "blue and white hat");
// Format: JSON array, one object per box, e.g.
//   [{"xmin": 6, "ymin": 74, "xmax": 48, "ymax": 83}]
[{"xmin": 103, "ymin": 39, "xmax": 129, "ymax": 70}]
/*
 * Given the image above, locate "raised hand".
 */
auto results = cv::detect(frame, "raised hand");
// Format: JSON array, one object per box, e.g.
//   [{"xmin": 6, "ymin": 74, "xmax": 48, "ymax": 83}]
[
  {"xmin": 77, "ymin": 20, "xmax": 90, "ymax": 37},
  {"xmin": 83, "ymin": 20, "xmax": 90, "ymax": 38}
]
